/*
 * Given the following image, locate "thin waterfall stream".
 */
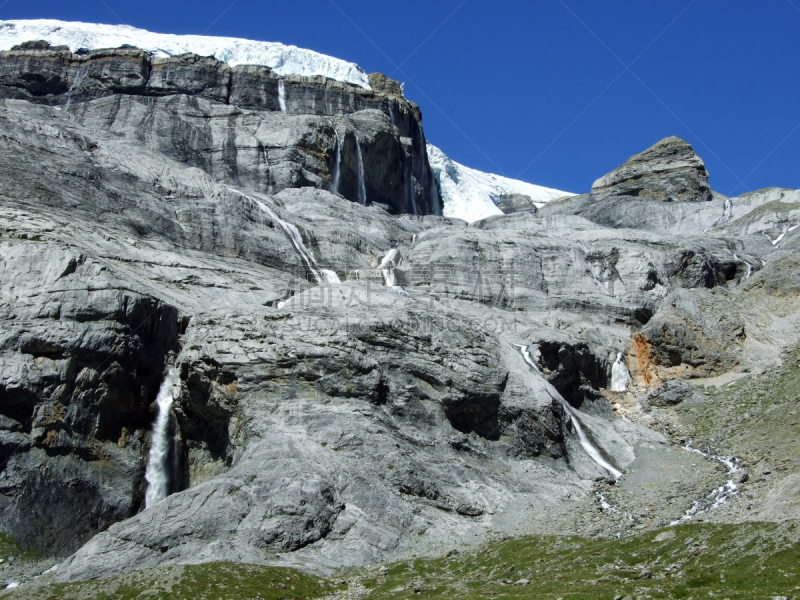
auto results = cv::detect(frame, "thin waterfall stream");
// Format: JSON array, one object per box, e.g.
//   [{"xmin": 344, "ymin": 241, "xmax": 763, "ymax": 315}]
[
  {"xmin": 262, "ymin": 146, "xmax": 274, "ymax": 194},
  {"xmin": 356, "ymin": 138, "xmax": 367, "ymax": 206},
  {"xmin": 514, "ymin": 344, "xmax": 622, "ymax": 479},
  {"xmin": 378, "ymin": 248, "xmax": 400, "ymax": 287},
  {"xmin": 331, "ymin": 125, "xmax": 342, "ymax": 196},
  {"xmin": 278, "ymin": 79, "xmax": 287, "ymax": 113},
  {"xmin": 227, "ymin": 187, "xmax": 340, "ymax": 286}
]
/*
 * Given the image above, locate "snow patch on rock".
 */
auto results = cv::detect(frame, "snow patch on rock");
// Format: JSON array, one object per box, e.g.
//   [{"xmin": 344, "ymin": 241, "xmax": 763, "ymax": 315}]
[{"xmin": 427, "ymin": 144, "xmax": 574, "ymax": 223}]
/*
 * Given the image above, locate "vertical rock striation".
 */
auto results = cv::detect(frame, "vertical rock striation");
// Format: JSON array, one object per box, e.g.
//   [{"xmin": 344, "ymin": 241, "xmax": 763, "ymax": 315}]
[{"xmin": 0, "ymin": 42, "xmax": 441, "ymax": 215}]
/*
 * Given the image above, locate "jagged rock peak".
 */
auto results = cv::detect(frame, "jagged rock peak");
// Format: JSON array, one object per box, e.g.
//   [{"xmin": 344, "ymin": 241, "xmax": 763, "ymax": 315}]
[{"xmin": 591, "ymin": 136, "xmax": 712, "ymax": 202}]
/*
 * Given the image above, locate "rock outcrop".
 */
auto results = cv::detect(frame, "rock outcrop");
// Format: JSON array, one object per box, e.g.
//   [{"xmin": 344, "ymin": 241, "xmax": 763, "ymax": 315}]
[
  {"xmin": 591, "ymin": 136, "xmax": 712, "ymax": 203},
  {"xmin": 539, "ymin": 137, "xmax": 717, "ymax": 230},
  {"xmin": 496, "ymin": 194, "xmax": 538, "ymax": 214}
]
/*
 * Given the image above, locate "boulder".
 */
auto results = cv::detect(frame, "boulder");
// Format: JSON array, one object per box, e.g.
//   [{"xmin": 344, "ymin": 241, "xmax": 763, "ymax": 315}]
[{"xmin": 643, "ymin": 380, "xmax": 707, "ymax": 409}]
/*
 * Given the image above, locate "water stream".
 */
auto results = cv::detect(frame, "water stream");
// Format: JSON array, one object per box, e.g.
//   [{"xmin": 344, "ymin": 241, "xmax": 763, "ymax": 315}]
[
  {"xmin": 278, "ymin": 79, "xmax": 287, "ymax": 113},
  {"xmin": 379, "ymin": 248, "xmax": 400, "ymax": 287},
  {"xmin": 610, "ymin": 353, "xmax": 632, "ymax": 392},
  {"xmin": 669, "ymin": 441, "xmax": 743, "ymax": 525},
  {"xmin": 514, "ymin": 344, "xmax": 622, "ymax": 479},
  {"xmin": 228, "ymin": 187, "xmax": 340, "ymax": 286},
  {"xmin": 356, "ymin": 138, "xmax": 367, "ymax": 206},
  {"xmin": 145, "ymin": 369, "xmax": 177, "ymax": 508},
  {"xmin": 262, "ymin": 146, "xmax": 274, "ymax": 195},
  {"xmin": 63, "ymin": 67, "xmax": 88, "ymax": 115},
  {"xmin": 331, "ymin": 126, "xmax": 342, "ymax": 196}
]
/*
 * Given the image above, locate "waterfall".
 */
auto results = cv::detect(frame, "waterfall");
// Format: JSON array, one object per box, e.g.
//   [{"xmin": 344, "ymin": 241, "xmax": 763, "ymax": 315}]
[
  {"xmin": 723, "ymin": 197, "xmax": 733, "ymax": 220},
  {"xmin": 145, "ymin": 369, "xmax": 177, "ymax": 508},
  {"xmin": 331, "ymin": 127, "xmax": 342, "ymax": 196},
  {"xmin": 569, "ymin": 412, "xmax": 623, "ymax": 479},
  {"xmin": 610, "ymin": 352, "xmax": 632, "ymax": 392},
  {"xmin": 356, "ymin": 139, "xmax": 367, "ymax": 206},
  {"xmin": 732, "ymin": 252, "xmax": 752, "ymax": 279},
  {"xmin": 228, "ymin": 187, "xmax": 339, "ymax": 286},
  {"xmin": 379, "ymin": 248, "xmax": 401, "ymax": 287},
  {"xmin": 278, "ymin": 79, "xmax": 287, "ymax": 113},
  {"xmin": 405, "ymin": 159, "xmax": 419, "ymax": 216},
  {"xmin": 388, "ymin": 103, "xmax": 396, "ymax": 128},
  {"xmin": 318, "ymin": 269, "xmax": 341, "ymax": 284},
  {"xmin": 515, "ymin": 344, "xmax": 622, "ymax": 479},
  {"xmin": 262, "ymin": 146, "xmax": 274, "ymax": 195},
  {"xmin": 429, "ymin": 177, "xmax": 441, "ymax": 216},
  {"xmin": 381, "ymin": 270, "xmax": 396, "ymax": 287}
]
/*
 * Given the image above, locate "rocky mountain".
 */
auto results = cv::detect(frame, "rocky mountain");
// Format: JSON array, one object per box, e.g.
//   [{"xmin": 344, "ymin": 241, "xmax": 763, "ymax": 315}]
[{"xmin": 0, "ymin": 21, "xmax": 798, "ymax": 596}]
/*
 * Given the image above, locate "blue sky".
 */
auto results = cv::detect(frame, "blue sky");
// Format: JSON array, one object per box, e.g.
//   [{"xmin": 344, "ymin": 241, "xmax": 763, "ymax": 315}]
[{"xmin": 4, "ymin": 0, "xmax": 800, "ymax": 196}]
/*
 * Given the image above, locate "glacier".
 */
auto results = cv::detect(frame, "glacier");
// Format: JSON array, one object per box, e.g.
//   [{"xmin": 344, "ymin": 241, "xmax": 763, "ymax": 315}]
[
  {"xmin": 427, "ymin": 144, "xmax": 575, "ymax": 223},
  {"xmin": 0, "ymin": 19, "xmax": 371, "ymax": 88}
]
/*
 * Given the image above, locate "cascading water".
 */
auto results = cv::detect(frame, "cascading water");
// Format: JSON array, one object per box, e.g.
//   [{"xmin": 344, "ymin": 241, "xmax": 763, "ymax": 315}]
[
  {"xmin": 729, "ymin": 251, "xmax": 752, "ymax": 279},
  {"xmin": 670, "ymin": 441, "xmax": 743, "ymax": 525},
  {"xmin": 278, "ymin": 79, "xmax": 287, "ymax": 113},
  {"xmin": 388, "ymin": 103, "xmax": 396, "ymax": 128},
  {"xmin": 405, "ymin": 158, "xmax": 419, "ymax": 216},
  {"xmin": 379, "ymin": 248, "xmax": 400, "ymax": 287},
  {"xmin": 145, "ymin": 369, "xmax": 177, "ymax": 508},
  {"xmin": 735, "ymin": 254, "xmax": 752, "ymax": 278},
  {"xmin": 610, "ymin": 353, "xmax": 632, "ymax": 392},
  {"xmin": 429, "ymin": 177, "xmax": 441, "ymax": 216},
  {"xmin": 331, "ymin": 126, "xmax": 342, "ymax": 196},
  {"xmin": 356, "ymin": 138, "xmax": 367, "ymax": 206},
  {"xmin": 228, "ymin": 187, "xmax": 340, "ymax": 286},
  {"xmin": 515, "ymin": 344, "xmax": 623, "ymax": 479}
]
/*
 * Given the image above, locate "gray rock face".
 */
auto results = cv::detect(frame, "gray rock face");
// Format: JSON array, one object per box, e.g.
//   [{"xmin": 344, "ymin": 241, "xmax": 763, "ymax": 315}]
[
  {"xmin": 0, "ymin": 242, "xmax": 181, "ymax": 554},
  {"xmin": 539, "ymin": 137, "xmax": 720, "ymax": 232},
  {"xmin": 0, "ymin": 95, "xmax": 653, "ymax": 577},
  {"xmin": 0, "ymin": 43, "xmax": 441, "ymax": 216}
]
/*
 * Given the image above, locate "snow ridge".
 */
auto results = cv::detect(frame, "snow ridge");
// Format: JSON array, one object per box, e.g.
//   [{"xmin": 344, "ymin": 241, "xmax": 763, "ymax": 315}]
[
  {"xmin": 427, "ymin": 144, "xmax": 574, "ymax": 223},
  {"xmin": 0, "ymin": 19, "xmax": 371, "ymax": 88}
]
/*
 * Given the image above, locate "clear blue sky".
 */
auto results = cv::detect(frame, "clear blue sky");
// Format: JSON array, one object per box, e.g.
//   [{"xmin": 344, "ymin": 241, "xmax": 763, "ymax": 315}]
[{"xmin": 4, "ymin": 0, "xmax": 800, "ymax": 196}]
